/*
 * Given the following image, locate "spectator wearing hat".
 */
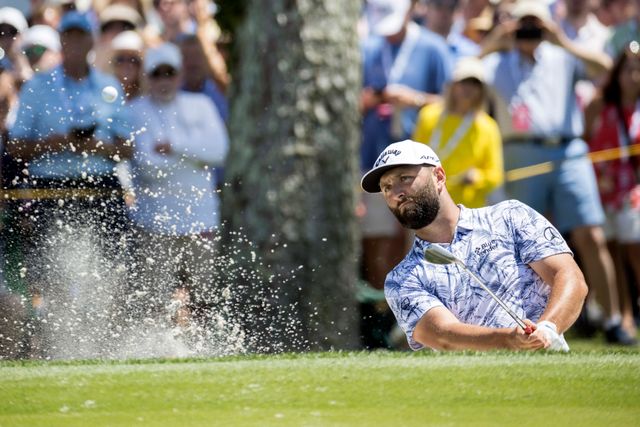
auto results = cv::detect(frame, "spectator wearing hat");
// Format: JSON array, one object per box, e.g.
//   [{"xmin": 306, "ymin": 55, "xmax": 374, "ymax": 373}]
[
  {"xmin": 481, "ymin": 0, "xmax": 634, "ymax": 345},
  {"xmin": 0, "ymin": 7, "xmax": 32, "ymax": 84},
  {"xmin": 6, "ymin": 11, "xmax": 133, "ymax": 356},
  {"xmin": 110, "ymin": 29, "xmax": 144, "ymax": 101},
  {"xmin": 128, "ymin": 43, "xmax": 228, "ymax": 328},
  {"xmin": 94, "ymin": 4, "xmax": 143, "ymax": 72},
  {"xmin": 413, "ymin": 56, "xmax": 503, "ymax": 208},
  {"xmin": 21, "ymin": 25, "xmax": 61, "ymax": 73}
]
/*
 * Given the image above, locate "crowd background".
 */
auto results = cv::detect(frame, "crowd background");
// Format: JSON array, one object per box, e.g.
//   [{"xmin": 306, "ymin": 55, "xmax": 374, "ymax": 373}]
[{"xmin": 0, "ymin": 0, "xmax": 637, "ymax": 358}]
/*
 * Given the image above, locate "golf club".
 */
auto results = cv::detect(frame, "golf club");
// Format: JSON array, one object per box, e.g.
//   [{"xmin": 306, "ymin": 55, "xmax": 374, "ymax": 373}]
[{"xmin": 423, "ymin": 245, "xmax": 535, "ymax": 335}]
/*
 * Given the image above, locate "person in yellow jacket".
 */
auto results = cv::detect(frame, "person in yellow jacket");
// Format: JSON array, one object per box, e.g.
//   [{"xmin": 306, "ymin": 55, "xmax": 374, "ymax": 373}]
[{"xmin": 413, "ymin": 56, "xmax": 503, "ymax": 208}]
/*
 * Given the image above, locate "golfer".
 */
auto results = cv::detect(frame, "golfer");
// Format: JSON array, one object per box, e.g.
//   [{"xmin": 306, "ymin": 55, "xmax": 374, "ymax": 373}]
[{"xmin": 361, "ymin": 139, "xmax": 588, "ymax": 351}]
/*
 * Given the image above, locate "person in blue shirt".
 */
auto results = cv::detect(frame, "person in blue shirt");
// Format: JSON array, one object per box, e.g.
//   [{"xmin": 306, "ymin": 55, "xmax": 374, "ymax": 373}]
[
  {"xmin": 6, "ymin": 12, "xmax": 133, "ymax": 357},
  {"xmin": 480, "ymin": 0, "xmax": 635, "ymax": 345},
  {"xmin": 361, "ymin": 139, "xmax": 588, "ymax": 351}
]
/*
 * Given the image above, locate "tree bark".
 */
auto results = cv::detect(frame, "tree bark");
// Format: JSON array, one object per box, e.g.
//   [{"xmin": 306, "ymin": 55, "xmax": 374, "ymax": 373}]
[{"xmin": 220, "ymin": 0, "xmax": 361, "ymax": 351}]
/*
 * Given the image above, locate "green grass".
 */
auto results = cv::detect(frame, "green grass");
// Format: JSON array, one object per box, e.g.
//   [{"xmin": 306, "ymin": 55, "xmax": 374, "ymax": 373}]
[{"xmin": 1, "ymin": 346, "xmax": 639, "ymax": 427}]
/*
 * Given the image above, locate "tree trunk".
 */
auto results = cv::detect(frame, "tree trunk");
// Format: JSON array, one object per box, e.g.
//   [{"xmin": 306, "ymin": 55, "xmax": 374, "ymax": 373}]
[{"xmin": 220, "ymin": 0, "xmax": 361, "ymax": 351}]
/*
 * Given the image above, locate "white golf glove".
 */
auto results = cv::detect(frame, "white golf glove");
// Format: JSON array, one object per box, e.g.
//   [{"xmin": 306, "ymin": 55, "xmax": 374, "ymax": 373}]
[{"xmin": 536, "ymin": 321, "xmax": 570, "ymax": 352}]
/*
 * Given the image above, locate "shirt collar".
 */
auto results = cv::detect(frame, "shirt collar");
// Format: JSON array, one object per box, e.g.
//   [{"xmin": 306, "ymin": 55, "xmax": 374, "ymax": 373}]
[{"xmin": 413, "ymin": 204, "xmax": 474, "ymax": 250}]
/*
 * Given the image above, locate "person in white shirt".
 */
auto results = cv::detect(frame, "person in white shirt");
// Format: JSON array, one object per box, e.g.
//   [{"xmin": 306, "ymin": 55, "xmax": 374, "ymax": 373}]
[{"xmin": 129, "ymin": 43, "xmax": 229, "ymax": 328}]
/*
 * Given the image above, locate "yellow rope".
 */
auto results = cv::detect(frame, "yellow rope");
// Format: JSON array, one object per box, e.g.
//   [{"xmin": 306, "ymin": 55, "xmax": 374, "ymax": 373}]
[{"xmin": 505, "ymin": 143, "xmax": 640, "ymax": 182}]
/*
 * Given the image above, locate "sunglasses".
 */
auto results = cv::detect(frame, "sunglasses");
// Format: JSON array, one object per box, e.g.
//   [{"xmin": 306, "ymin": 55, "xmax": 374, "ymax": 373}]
[
  {"xmin": 114, "ymin": 55, "xmax": 142, "ymax": 66},
  {"xmin": 149, "ymin": 67, "xmax": 178, "ymax": 79},
  {"xmin": 24, "ymin": 45, "xmax": 47, "ymax": 58},
  {"xmin": 100, "ymin": 20, "xmax": 136, "ymax": 34},
  {"xmin": 0, "ymin": 25, "xmax": 18, "ymax": 38}
]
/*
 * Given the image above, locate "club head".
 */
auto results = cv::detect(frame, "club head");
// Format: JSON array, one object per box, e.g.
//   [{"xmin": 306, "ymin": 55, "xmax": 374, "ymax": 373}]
[{"xmin": 423, "ymin": 245, "xmax": 459, "ymax": 265}]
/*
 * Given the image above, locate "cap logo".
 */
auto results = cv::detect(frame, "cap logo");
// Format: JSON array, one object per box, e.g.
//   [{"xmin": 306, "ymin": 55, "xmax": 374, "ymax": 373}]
[
  {"xmin": 420, "ymin": 154, "xmax": 439, "ymax": 163},
  {"xmin": 374, "ymin": 148, "xmax": 402, "ymax": 167}
]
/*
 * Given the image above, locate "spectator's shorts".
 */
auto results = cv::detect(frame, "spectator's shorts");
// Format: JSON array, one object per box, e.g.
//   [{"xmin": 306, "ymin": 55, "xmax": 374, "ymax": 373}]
[
  {"xmin": 360, "ymin": 191, "xmax": 398, "ymax": 238},
  {"xmin": 503, "ymin": 139, "xmax": 604, "ymax": 234}
]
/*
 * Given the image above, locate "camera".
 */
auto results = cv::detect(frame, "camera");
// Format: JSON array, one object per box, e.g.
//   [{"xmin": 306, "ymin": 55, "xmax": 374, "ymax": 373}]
[
  {"xmin": 70, "ymin": 124, "xmax": 97, "ymax": 140},
  {"xmin": 515, "ymin": 21, "xmax": 543, "ymax": 40}
]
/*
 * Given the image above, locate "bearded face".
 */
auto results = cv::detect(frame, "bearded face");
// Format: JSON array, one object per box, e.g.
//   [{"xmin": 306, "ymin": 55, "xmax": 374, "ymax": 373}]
[{"xmin": 390, "ymin": 175, "xmax": 440, "ymax": 229}]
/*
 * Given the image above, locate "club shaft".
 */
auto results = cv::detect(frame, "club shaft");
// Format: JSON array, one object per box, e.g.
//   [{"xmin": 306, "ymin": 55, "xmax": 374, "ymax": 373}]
[{"xmin": 458, "ymin": 262, "xmax": 528, "ymax": 330}]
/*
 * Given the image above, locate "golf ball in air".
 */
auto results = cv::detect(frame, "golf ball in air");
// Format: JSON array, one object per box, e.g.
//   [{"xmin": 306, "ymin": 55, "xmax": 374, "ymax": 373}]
[{"xmin": 101, "ymin": 85, "xmax": 118, "ymax": 103}]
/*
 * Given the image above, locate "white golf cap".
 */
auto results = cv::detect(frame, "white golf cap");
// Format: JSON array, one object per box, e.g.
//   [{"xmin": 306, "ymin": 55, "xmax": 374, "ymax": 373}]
[
  {"xmin": 144, "ymin": 42, "xmax": 182, "ymax": 73},
  {"xmin": 0, "ymin": 7, "xmax": 28, "ymax": 33},
  {"xmin": 111, "ymin": 30, "xmax": 144, "ymax": 52},
  {"xmin": 510, "ymin": 0, "xmax": 552, "ymax": 23},
  {"xmin": 361, "ymin": 139, "xmax": 441, "ymax": 193},
  {"xmin": 21, "ymin": 25, "xmax": 61, "ymax": 52},
  {"xmin": 366, "ymin": 0, "xmax": 411, "ymax": 37},
  {"xmin": 451, "ymin": 56, "xmax": 485, "ymax": 83}
]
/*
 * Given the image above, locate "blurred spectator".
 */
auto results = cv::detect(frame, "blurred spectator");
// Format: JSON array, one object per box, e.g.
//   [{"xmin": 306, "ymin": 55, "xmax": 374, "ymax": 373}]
[
  {"xmin": 423, "ymin": 0, "xmax": 481, "ymax": 62},
  {"xmin": 6, "ymin": 11, "xmax": 133, "ymax": 355},
  {"xmin": 560, "ymin": 0, "xmax": 611, "ymax": 106},
  {"xmin": 110, "ymin": 29, "xmax": 144, "ymax": 101},
  {"xmin": 20, "ymin": 24, "xmax": 61, "ymax": 72},
  {"xmin": 0, "ymin": 7, "xmax": 32, "ymax": 84},
  {"xmin": 359, "ymin": 0, "xmax": 451, "ymax": 347},
  {"xmin": 584, "ymin": 44, "xmax": 640, "ymax": 339},
  {"xmin": 95, "ymin": 3, "xmax": 143, "ymax": 71},
  {"xmin": 413, "ymin": 56, "xmax": 503, "ymax": 208},
  {"xmin": 110, "ymin": 30, "xmax": 145, "ymax": 208},
  {"xmin": 151, "ymin": 0, "xmax": 194, "ymax": 42},
  {"xmin": 482, "ymin": 0, "xmax": 635, "ymax": 345},
  {"xmin": 29, "ymin": 2, "xmax": 63, "ymax": 28},
  {"xmin": 462, "ymin": 4, "xmax": 496, "ymax": 45},
  {"xmin": 128, "ymin": 43, "xmax": 228, "ymax": 327},
  {"xmin": 594, "ymin": 0, "xmax": 632, "ymax": 28},
  {"xmin": 177, "ymin": 33, "xmax": 228, "ymax": 121},
  {"xmin": 606, "ymin": 0, "xmax": 640, "ymax": 57}
]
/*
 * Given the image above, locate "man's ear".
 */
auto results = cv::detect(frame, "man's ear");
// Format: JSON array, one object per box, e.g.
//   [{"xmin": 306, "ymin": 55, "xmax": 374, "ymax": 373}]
[{"xmin": 433, "ymin": 165, "xmax": 446, "ymax": 191}]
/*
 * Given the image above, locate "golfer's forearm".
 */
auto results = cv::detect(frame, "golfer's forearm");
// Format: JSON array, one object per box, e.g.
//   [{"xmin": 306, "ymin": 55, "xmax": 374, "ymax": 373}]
[
  {"xmin": 538, "ymin": 267, "xmax": 588, "ymax": 334},
  {"xmin": 414, "ymin": 323, "xmax": 512, "ymax": 351}
]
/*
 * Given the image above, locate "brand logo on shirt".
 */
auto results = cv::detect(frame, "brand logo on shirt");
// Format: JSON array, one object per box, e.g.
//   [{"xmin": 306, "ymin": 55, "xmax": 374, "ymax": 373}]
[
  {"xmin": 543, "ymin": 227, "xmax": 560, "ymax": 241},
  {"xmin": 474, "ymin": 239, "xmax": 499, "ymax": 256}
]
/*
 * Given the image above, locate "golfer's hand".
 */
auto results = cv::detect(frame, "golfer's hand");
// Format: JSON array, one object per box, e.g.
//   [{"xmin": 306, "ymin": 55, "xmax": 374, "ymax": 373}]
[
  {"xmin": 535, "ymin": 320, "xmax": 570, "ymax": 352},
  {"xmin": 509, "ymin": 321, "xmax": 548, "ymax": 351}
]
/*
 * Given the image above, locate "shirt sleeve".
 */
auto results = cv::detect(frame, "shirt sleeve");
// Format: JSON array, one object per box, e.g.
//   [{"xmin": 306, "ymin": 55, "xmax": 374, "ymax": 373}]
[
  {"xmin": 385, "ymin": 263, "xmax": 444, "ymax": 350},
  {"xmin": 504, "ymin": 200, "xmax": 572, "ymax": 265},
  {"xmin": 8, "ymin": 78, "xmax": 39, "ymax": 140}
]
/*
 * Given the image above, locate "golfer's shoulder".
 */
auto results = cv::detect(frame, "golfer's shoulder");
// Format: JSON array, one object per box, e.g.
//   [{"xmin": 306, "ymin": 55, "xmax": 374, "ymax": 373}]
[
  {"xmin": 475, "ymin": 199, "xmax": 537, "ymax": 226},
  {"xmin": 385, "ymin": 247, "xmax": 424, "ymax": 288}
]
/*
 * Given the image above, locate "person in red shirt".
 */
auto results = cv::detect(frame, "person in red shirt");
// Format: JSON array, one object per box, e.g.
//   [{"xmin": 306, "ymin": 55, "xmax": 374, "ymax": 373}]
[{"xmin": 585, "ymin": 43, "xmax": 640, "ymax": 342}]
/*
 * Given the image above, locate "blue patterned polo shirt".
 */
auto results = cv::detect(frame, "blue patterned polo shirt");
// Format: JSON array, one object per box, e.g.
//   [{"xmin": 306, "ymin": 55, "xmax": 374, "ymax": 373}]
[{"xmin": 385, "ymin": 199, "xmax": 572, "ymax": 350}]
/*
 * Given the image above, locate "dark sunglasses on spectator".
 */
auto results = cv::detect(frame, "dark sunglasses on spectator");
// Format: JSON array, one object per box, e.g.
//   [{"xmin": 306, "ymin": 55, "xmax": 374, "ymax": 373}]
[
  {"xmin": 100, "ymin": 20, "xmax": 136, "ymax": 34},
  {"xmin": 114, "ymin": 55, "xmax": 142, "ymax": 66},
  {"xmin": 24, "ymin": 45, "xmax": 48, "ymax": 58},
  {"xmin": 0, "ymin": 25, "xmax": 18, "ymax": 38},
  {"xmin": 150, "ymin": 66, "xmax": 177, "ymax": 79}
]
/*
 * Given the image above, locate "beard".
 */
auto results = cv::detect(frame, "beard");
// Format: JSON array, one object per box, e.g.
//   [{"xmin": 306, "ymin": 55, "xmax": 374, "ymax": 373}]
[{"xmin": 390, "ymin": 180, "xmax": 440, "ymax": 230}]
